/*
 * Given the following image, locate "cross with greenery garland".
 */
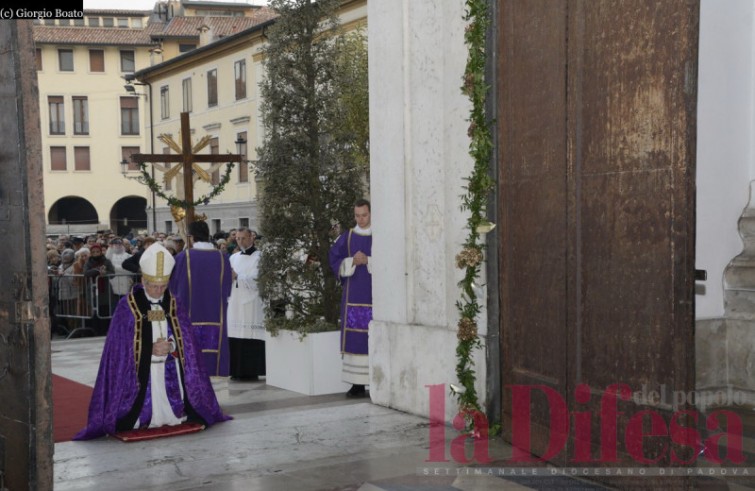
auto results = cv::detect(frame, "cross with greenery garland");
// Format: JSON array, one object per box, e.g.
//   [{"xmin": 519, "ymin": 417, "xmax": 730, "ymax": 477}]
[{"xmin": 129, "ymin": 112, "xmax": 243, "ymax": 226}]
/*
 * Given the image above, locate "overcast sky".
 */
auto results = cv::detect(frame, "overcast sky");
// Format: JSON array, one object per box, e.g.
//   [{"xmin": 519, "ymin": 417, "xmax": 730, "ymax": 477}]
[{"xmin": 82, "ymin": 0, "xmax": 268, "ymax": 11}]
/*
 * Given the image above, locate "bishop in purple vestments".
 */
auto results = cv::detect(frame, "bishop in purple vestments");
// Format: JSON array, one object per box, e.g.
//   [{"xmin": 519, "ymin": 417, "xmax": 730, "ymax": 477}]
[
  {"xmin": 329, "ymin": 199, "xmax": 373, "ymax": 397},
  {"xmin": 169, "ymin": 221, "xmax": 233, "ymax": 377},
  {"xmin": 75, "ymin": 244, "xmax": 230, "ymax": 440}
]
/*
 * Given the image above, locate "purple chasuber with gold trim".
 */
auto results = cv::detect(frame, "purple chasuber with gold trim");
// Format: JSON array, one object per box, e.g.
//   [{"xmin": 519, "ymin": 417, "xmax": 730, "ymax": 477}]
[
  {"xmin": 74, "ymin": 286, "xmax": 230, "ymax": 440},
  {"xmin": 169, "ymin": 248, "xmax": 233, "ymax": 376},
  {"xmin": 329, "ymin": 228, "xmax": 372, "ymax": 354}
]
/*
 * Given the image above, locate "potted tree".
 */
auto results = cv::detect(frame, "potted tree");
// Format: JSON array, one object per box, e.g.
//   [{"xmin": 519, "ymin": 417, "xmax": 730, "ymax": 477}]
[{"xmin": 256, "ymin": 0, "xmax": 369, "ymax": 395}]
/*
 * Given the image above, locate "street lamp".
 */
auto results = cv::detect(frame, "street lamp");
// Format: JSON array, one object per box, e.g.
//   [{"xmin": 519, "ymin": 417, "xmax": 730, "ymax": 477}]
[
  {"xmin": 235, "ymin": 136, "xmax": 264, "ymax": 202},
  {"xmin": 123, "ymin": 82, "xmax": 147, "ymax": 98},
  {"xmin": 234, "ymin": 136, "xmax": 247, "ymax": 154},
  {"xmin": 235, "ymin": 136, "xmax": 259, "ymax": 169},
  {"xmin": 120, "ymin": 158, "xmax": 147, "ymax": 183}
]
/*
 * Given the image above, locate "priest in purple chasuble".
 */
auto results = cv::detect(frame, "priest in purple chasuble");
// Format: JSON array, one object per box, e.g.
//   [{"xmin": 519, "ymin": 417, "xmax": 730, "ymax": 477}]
[
  {"xmin": 75, "ymin": 244, "xmax": 230, "ymax": 440},
  {"xmin": 169, "ymin": 220, "xmax": 233, "ymax": 377},
  {"xmin": 328, "ymin": 199, "xmax": 373, "ymax": 398}
]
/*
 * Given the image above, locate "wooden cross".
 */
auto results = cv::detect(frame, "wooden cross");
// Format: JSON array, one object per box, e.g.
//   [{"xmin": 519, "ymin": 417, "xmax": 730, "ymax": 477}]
[{"xmin": 130, "ymin": 112, "xmax": 245, "ymax": 226}]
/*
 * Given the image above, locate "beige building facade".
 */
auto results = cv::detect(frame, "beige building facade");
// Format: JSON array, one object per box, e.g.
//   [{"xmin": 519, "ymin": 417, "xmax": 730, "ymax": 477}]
[
  {"xmin": 36, "ymin": 10, "xmax": 153, "ymax": 236},
  {"xmin": 127, "ymin": 0, "xmax": 367, "ymax": 236},
  {"xmin": 35, "ymin": 2, "xmax": 274, "ymax": 236}
]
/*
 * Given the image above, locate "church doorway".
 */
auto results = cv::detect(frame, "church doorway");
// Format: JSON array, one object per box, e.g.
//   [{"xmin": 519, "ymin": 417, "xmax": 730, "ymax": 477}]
[{"xmin": 497, "ymin": 0, "xmax": 698, "ymax": 478}]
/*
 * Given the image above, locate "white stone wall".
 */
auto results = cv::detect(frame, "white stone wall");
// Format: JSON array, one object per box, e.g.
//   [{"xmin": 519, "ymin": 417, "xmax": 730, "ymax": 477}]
[
  {"xmin": 696, "ymin": 0, "xmax": 755, "ymax": 319},
  {"xmin": 368, "ymin": 0, "xmax": 487, "ymax": 421}
]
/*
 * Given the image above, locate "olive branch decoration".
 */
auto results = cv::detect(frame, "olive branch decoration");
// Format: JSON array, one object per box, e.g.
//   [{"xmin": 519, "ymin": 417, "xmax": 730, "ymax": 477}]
[
  {"xmin": 454, "ymin": 0, "xmax": 495, "ymax": 436},
  {"xmin": 136, "ymin": 160, "xmax": 235, "ymax": 210}
]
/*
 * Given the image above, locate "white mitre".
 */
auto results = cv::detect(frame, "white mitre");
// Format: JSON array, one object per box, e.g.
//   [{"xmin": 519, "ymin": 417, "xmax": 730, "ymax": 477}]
[{"xmin": 139, "ymin": 243, "xmax": 175, "ymax": 285}]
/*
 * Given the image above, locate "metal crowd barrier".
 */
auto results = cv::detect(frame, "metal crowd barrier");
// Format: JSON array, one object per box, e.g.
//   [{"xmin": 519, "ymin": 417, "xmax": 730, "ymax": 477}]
[{"xmin": 49, "ymin": 272, "xmax": 137, "ymax": 339}]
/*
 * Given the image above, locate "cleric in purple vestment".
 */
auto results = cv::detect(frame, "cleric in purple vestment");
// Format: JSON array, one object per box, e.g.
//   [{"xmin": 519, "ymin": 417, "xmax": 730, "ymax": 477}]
[
  {"xmin": 328, "ymin": 199, "xmax": 373, "ymax": 398},
  {"xmin": 169, "ymin": 220, "xmax": 233, "ymax": 377},
  {"xmin": 75, "ymin": 244, "xmax": 230, "ymax": 440}
]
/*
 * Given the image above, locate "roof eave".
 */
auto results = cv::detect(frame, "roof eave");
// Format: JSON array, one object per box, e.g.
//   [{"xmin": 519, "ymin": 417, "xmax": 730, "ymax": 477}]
[{"xmin": 130, "ymin": 17, "xmax": 275, "ymax": 81}]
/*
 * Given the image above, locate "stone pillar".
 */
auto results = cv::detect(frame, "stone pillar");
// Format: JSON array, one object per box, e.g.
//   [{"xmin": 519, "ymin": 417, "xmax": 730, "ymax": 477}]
[{"xmin": 368, "ymin": 0, "xmax": 487, "ymax": 421}]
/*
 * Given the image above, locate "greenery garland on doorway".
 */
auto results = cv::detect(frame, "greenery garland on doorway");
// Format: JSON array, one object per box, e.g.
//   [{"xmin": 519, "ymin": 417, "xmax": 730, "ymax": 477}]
[{"xmin": 454, "ymin": 0, "xmax": 494, "ymax": 435}]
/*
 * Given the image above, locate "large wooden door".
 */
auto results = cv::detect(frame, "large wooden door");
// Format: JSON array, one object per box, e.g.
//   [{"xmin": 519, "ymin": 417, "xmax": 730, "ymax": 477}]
[
  {"xmin": 499, "ymin": 0, "xmax": 698, "ymax": 467},
  {"xmin": 0, "ymin": 21, "xmax": 53, "ymax": 489}
]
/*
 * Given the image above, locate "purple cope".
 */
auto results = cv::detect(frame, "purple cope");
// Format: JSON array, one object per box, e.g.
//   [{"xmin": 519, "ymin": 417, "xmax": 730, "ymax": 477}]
[{"xmin": 74, "ymin": 286, "xmax": 230, "ymax": 440}]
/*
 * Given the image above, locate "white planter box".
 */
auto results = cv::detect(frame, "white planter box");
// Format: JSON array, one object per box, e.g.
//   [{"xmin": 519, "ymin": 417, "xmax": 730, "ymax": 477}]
[{"xmin": 265, "ymin": 329, "xmax": 351, "ymax": 396}]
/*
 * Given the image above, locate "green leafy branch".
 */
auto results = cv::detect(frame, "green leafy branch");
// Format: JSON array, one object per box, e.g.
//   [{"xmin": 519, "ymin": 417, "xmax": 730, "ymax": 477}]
[
  {"xmin": 135, "ymin": 161, "xmax": 235, "ymax": 209},
  {"xmin": 454, "ymin": 0, "xmax": 494, "ymax": 435}
]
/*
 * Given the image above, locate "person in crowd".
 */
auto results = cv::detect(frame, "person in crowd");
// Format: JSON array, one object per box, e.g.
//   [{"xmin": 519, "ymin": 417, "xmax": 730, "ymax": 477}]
[
  {"xmin": 72, "ymin": 236, "xmax": 85, "ymax": 251},
  {"xmin": 56, "ymin": 235, "xmax": 69, "ymax": 252},
  {"xmin": 107, "ymin": 237, "xmax": 134, "ymax": 301},
  {"xmin": 47, "ymin": 249, "xmax": 61, "ymax": 272},
  {"xmin": 226, "ymin": 229, "xmax": 238, "ymax": 255},
  {"xmin": 171, "ymin": 236, "xmax": 185, "ymax": 253},
  {"xmin": 328, "ymin": 199, "xmax": 373, "ymax": 398},
  {"xmin": 62, "ymin": 247, "xmax": 91, "ymax": 321},
  {"xmin": 57, "ymin": 248, "xmax": 83, "ymax": 333},
  {"xmin": 169, "ymin": 220, "xmax": 232, "ymax": 377},
  {"xmin": 227, "ymin": 228, "xmax": 265, "ymax": 380},
  {"xmin": 59, "ymin": 248, "xmax": 75, "ymax": 274},
  {"xmin": 164, "ymin": 237, "xmax": 178, "ymax": 256},
  {"xmin": 133, "ymin": 235, "xmax": 144, "ymax": 249},
  {"xmin": 47, "ymin": 249, "xmax": 62, "ymax": 335},
  {"xmin": 74, "ymin": 243, "xmax": 230, "ymax": 440},
  {"xmin": 122, "ymin": 236, "xmax": 157, "ymax": 276},
  {"xmin": 84, "ymin": 244, "xmax": 115, "ymax": 335}
]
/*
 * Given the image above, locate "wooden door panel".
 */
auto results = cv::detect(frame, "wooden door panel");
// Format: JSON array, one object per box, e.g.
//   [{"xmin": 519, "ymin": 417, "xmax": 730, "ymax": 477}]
[
  {"xmin": 569, "ymin": 0, "xmax": 697, "ymax": 402},
  {"xmin": 499, "ymin": 0, "xmax": 568, "ymax": 460},
  {"xmin": 500, "ymin": 0, "xmax": 698, "ymax": 469},
  {"xmin": 508, "ymin": 178, "xmax": 567, "ymax": 383},
  {"xmin": 579, "ymin": 170, "xmax": 675, "ymax": 389}
]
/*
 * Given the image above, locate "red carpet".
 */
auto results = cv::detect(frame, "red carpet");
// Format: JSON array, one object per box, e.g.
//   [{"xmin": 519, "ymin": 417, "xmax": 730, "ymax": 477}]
[
  {"xmin": 114, "ymin": 422, "xmax": 205, "ymax": 442},
  {"xmin": 52, "ymin": 374, "xmax": 93, "ymax": 443},
  {"xmin": 53, "ymin": 375, "xmax": 206, "ymax": 443}
]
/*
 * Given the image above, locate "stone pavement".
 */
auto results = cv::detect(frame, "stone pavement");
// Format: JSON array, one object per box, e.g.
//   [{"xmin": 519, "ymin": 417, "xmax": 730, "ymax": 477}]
[{"xmin": 52, "ymin": 336, "xmax": 749, "ymax": 490}]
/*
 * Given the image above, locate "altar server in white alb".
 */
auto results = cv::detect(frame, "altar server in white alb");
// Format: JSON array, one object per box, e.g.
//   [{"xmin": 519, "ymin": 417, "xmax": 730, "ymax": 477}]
[{"xmin": 227, "ymin": 227, "xmax": 266, "ymax": 379}]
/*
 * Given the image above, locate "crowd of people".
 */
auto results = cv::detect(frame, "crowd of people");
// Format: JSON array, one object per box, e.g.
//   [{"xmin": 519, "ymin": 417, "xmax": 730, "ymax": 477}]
[
  {"xmin": 50, "ymin": 199, "xmax": 372, "ymax": 441},
  {"xmin": 46, "ymin": 228, "xmax": 245, "ymax": 337}
]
